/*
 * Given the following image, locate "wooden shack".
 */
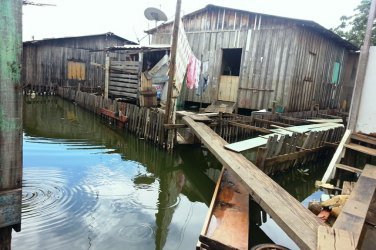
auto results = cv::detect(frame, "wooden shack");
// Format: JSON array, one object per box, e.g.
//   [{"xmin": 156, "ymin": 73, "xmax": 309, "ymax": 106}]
[
  {"xmin": 22, "ymin": 32, "xmax": 137, "ymax": 92},
  {"xmin": 146, "ymin": 4, "xmax": 359, "ymax": 112}
]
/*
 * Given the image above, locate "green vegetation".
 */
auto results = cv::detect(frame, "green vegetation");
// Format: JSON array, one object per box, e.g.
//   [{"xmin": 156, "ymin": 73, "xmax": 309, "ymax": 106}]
[{"xmin": 332, "ymin": 0, "xmax": 376, "ymax": 47}]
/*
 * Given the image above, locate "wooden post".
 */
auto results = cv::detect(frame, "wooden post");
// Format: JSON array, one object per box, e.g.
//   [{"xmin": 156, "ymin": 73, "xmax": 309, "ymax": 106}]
[
  {"xmin": 104, "ymin": 54, "xmax": 110, "ymax": 99},
  {"xmin": 164, "ymin": 0, "xmax": 181, "ymax": 125},
  {"xmin": 347, "ymin": 0, "xmax": 376, "ymax": 131},
  {"xmin": 0, "ymin": 0, "xmax": 23, "ymax": 248}
]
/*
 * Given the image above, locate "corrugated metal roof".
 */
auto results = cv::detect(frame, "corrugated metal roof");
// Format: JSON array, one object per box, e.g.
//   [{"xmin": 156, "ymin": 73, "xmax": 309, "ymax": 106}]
[
  {"xmin": 145, "ymin": 4, "xmax": 358, "ymax": 51},
  {"xmin": 107, "ymin": 44, "xmax": 170, "ymax": 52},
  {"xmin": 109, "ymin": 44, "xmax": 170, "ymax": 50},
  {"xmin": 23, "ymin": 32, "xmax": 137, "ymax": 45}
]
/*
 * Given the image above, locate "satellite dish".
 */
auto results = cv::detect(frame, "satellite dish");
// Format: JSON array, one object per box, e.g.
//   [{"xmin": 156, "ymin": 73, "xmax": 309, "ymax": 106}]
[{"xmin": 144, "ymin": 7, "xmax": 168, "ymax": 22}]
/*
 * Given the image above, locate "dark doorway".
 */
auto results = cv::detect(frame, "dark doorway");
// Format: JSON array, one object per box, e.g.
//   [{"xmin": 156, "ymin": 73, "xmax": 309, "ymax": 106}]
[{"xmin": 221, "ymin": 48, "xmax": 242, "ymax": 76}]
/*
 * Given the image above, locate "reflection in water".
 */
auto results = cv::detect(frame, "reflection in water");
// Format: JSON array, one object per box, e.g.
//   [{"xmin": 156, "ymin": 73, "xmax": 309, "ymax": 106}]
[
  {"xmin": 11, "ymin": 96, "xmax": 329, "ymax": 249},
  {"xmin": 14, "ymin": 96, "xmax": 220, "ymax": 250}
]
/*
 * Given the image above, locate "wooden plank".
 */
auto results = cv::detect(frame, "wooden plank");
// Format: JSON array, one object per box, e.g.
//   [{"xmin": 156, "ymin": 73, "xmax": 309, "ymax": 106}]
[
  {"xmin": 317, "ymin": 226, "xmax": 356, "ymax": 250},
  {"xmin": 0, "ymin": 189, "xmax": 22, "ymax": 228},
  {"xmin": 345, "ymin": 143, "xmax": 376, "ymax": 157},
  {"xmin": 228, "ymin": 121, "xmax": 272, "ymax": 134},
  {"xmin": 110, "ymin": 73, "xmax": 139, "ymax": 79},
  {"xmin": 264, "ymin": 146, "xmax": 323, "ymax": 167},
  {"xmin": 108, "ymin": 90, "xmax": 137, "ymax": 98},
  {"xmin": 109, "ymin": 86, "xmax": 138, "ymax": 93},
  {"xmin": 110, "ymin": 77, "xmax": 139, "ymax": 84},
  {"xmin": 336, "ymin": 163, "xmax": 363, "ymax": 174},
  {"xmin": 202, "ymin": 169, "xmax": 249, "ymax": 250},
  {"xmin": 351, "ymin": 133, "xmax": 376, "ymax": 146},
  {"xmin": 342, "ymin": 181, "xmax": 355, "ymax": 195},
  {"xmin": 254, "ymin": 118, "xmax": 293, "ymax": 127},
  {"xmin": 109, "ymin": 81, "xmax": 138, "ymax": 89},
  {"xmin": 200, "ymin": 167, "xmax": 249, "ymax": 249},
  {"xmin": 225, "ymin": 136, "xmax": 268, "ymax": 152},
  {"xmin": 163, "ymin": 124, "xmax": 187, "ymax": 129},
  {"xmin": 182, "ymin": 116, "xmax": 325, "ymax": 250},
  {"xmin": 307, "ymin": 119, "xmax": 343, "ymax": 123},
  {"xmin": 333, "ymin": 164, "xmax": 376, "ymax": 247},
  {"xmin": 321, "ymin": 130, "xmax": 352, "ymax": 183}
]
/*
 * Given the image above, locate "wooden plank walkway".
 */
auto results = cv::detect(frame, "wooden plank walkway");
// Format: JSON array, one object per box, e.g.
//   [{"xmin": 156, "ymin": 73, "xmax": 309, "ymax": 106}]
[{"xmin": 183, "ymin": 116, "xmax": 325, "ymax": 250}]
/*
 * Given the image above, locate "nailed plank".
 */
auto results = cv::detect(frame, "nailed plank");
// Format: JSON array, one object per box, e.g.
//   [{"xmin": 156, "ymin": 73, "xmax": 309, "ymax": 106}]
[
  {"xmin": 317, "ymin": 226, "xmax": 356, "ymax": 250},
  {"xmin": 345, "ymin": 143, "xmax": 376, "ymax": 157},
  {"xmin": 183, "ymin": 116, "xmax": 325, "ymax": 250}
]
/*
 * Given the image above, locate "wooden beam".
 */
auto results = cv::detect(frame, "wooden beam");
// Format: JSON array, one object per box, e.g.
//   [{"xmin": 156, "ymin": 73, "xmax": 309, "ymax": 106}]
[
  {"xmin": 164, "ymin": 0, "xmax": 181, "ymax": 125},
  {"xmin": 163, "ymin": 124, "xmax": 187, "ymax": 129},
  {"xmin": 264, "ymin": 146, "xmax": 323, "ymax": 167},
  {"xmin": 345, "ymin": 143, "xmax": 376, "ymax": 157},
  {"xmin": 317, "ymin": 226, "xmax": 356, "ymax": 250},
  {"xmin": 104, "ymin": 55, "xmax": 110, "ymax": 99},
  {"xmin": 321, "ymin": 130, "xmax": 352, "ymax": 183},
  {"xmin": 254, "ymin": 118, "xmax": 293, "ymax": 127},
  {"xmin": 182, "ymin": 116, "xmax": 325, "ymax": 250},
  {"xmin": 335, "ymin": 163, "xmax": 363, "ymax": 174},
  {"xmin": 228, "ymin": 121, "xmax": 272, "ymax": 134},
  {"xmin": 333, "ymin": 164, "xmax": 376, "ymax": 247},
  {"xmin": 351, "ymin": 133, "xmax": 376, "ymax": 146}
]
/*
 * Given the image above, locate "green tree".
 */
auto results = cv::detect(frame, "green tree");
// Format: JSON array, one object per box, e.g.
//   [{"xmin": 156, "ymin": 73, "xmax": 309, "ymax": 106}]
[{"xmin": 332, "ymin": 0, "xmax": 376, "ymax": 47}]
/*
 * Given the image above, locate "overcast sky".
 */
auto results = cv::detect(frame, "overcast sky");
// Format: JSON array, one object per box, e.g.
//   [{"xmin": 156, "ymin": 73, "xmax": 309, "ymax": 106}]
[{"xmin": 23, "ymin": 0, "xmax": 362, "ymax": 43}]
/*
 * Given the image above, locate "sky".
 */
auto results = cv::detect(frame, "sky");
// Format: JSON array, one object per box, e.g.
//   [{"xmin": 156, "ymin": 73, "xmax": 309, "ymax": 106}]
[{"xmin": 22, "ymin": 0, "xmax": 363, "ymax": 43}]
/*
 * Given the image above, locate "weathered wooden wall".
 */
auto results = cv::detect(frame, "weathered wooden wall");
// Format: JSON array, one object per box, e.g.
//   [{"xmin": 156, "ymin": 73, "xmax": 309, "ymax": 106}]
[
  {"xmin": 22, "ymin": 35, "xmax": 133, "ymax": 91},
  {"xmin": 0, "ymin": 0, "xmax": 23, "ymax": 246},
  {"xmin": 149, "ymin": 6, "xmax": 358, "ymax": 112}
]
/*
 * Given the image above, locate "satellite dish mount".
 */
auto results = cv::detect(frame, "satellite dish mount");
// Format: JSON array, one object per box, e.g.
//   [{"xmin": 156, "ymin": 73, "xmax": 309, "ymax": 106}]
[{"xmin": 144, "ymin": 7, "xmax": 168, "ymax": 27}]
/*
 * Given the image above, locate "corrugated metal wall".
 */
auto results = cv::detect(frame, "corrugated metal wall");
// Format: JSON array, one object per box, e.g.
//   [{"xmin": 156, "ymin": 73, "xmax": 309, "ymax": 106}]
[{"xmin": 150, "ymin": 7, "xmax": 357, "ymax": 112}]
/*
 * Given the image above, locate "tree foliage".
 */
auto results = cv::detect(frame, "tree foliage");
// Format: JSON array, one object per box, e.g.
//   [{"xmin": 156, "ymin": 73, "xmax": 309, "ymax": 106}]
[{"xmin": 332, "ymin": 0, "xmax": 376, "ymax": 47}]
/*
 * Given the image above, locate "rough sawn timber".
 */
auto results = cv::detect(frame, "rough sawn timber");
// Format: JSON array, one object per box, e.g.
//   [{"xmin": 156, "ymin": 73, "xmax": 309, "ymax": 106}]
[{"xmin": 182, "ymin": 116, "xmax": 325, "ymax": 250}]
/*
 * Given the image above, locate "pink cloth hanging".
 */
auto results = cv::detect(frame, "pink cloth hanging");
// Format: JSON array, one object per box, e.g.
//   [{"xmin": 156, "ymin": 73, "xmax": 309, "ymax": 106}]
[{"xmin": 186, "ymin": 55, "xmax": 196, "ymax": 89}]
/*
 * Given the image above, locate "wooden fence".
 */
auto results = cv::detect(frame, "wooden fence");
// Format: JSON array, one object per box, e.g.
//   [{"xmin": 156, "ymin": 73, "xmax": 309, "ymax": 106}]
[
  {"xmin": 256, "ymin": 127, "xmax": 345, "ymax": 175},
  {"xmin": 58, "ymin": 87, "xmax": 168, "ymax": 148}
]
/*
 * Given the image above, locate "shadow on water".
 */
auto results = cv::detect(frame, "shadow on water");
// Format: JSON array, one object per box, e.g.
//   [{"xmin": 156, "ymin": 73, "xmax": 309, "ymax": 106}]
[{"xmin": 15, "ymin": 96, "xmax": 221, "ymax": 250}]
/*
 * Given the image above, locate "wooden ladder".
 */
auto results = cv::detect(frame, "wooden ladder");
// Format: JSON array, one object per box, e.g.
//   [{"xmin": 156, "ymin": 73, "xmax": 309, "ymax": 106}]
[{"xmin": 322, "ymin": 131, "xmax": 376, "ymax": 183}]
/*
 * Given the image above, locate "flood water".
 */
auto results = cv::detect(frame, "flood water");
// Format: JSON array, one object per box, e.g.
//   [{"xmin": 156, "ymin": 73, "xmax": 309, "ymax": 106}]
[{"xmin": 13, "ymin": 96, "xmax": 329, "ymax": 249}]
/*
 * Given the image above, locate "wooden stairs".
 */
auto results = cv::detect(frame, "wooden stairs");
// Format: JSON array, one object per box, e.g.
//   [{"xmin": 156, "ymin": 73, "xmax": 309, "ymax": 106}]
[
  {"xmin": 320, "ymin": 131, "xmax": 376, "ymax": 249},
  {"xmin": 322, "ymin": 131, "xmax": 376, "ymax": 183}
]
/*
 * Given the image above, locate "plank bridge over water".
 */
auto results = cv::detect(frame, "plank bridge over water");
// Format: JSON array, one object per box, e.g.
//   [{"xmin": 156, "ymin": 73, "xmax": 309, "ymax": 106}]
[{"xmin": 182, "ymin": 116, "xmax": 325, "ymax": 249}]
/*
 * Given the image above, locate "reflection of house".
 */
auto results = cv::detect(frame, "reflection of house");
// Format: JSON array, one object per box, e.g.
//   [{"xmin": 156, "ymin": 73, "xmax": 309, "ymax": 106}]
[
  {"xmin": 22, "ymin": 32, "xmax": 137, "ymax": 91},
  {"xmin": 146, "ymin": 4, "xmax": 359, "ymax": 112}
]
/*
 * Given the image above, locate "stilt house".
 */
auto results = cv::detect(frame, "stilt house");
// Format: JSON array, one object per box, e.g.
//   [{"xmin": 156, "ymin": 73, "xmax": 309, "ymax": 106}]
[
  {"xmin": 22, "ymin": 32, "xmax": 137, "ymax": 92},
  {"xmin": 146, "ymin": 5, "xmax": 359, "ymax": 112}
]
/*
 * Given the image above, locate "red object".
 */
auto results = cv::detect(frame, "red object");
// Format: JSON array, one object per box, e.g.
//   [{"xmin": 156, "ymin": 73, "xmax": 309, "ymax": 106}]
[{"xmin": 317, "ymin": 210, "xmax": 330, "ymax": 222}]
